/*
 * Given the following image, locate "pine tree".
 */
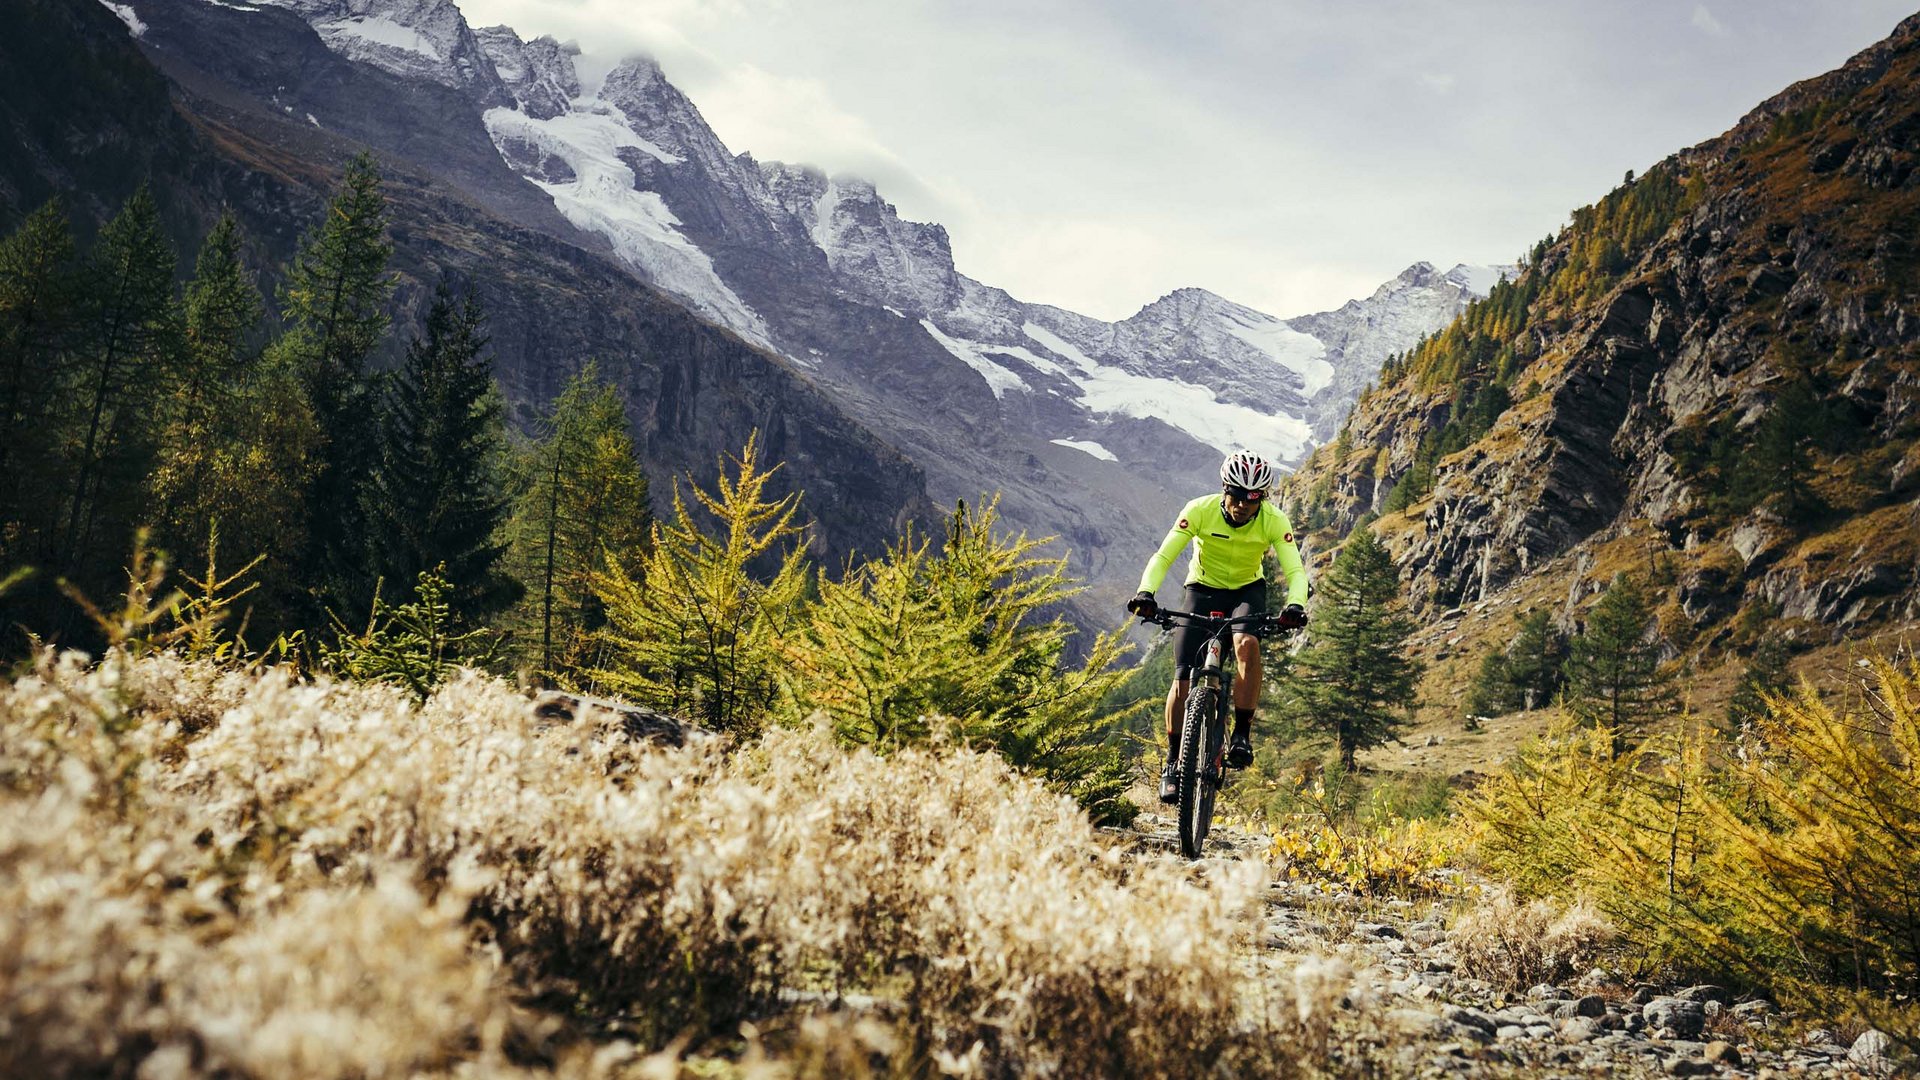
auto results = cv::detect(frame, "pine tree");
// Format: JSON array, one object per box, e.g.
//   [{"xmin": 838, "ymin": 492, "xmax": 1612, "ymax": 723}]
[
  {"xmin": 59, "ymin": 188, "xmax": 183, "ymax": 585},
  {"xmin": 366, "ymin": 281, "xmax": 518, "ymax": 626},
  {"xmin": 1564, "ymin": 573, "xmax": 1675, "ymax": 756},
  {"xmin": 0, "ymin": 201, "xmax": 79, "ymax": 565},
  {"xmin": 1465, "ymin": 646, "xmax": 1518, "ymax": 719},
  {"xmin": 275, "ymin": 152, "xmax": 395, "ymax": 625},
  {"xmin": 1505, "ymin": 609, "xmax": 1567, "ymax": 711},
  {"xmin": 1288, "ymin": 526, "xmax": 1423, "ymax": 770},
  {"xmin": 1725, "ymin": 632, "xmax": 1792, "ymax": 733},
  {"xmin": 505, "ymin": 362, "xmax": 651, "ymax": 680},
  {"xmin": 589, "ymin": 433, "xmax": 804, "ymax": 734}
]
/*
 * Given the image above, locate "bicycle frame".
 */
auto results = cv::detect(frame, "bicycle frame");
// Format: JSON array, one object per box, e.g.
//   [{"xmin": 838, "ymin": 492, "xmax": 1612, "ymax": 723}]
[{"xmin": 1144, "ymin": 608, "xmax": 1282, "ymax": 857}]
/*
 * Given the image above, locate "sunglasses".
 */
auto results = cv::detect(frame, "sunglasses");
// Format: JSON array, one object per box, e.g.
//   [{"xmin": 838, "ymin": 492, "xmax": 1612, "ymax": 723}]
[{"xmin": 1223, "ymin": 485, "xmax": 1265, "ymax": 501}]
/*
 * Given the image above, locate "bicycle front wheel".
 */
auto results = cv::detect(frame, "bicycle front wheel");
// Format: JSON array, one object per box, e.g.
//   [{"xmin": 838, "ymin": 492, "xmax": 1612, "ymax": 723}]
[{"xmin": 1178, "ymin": 683, "xmax": 1221, "ymax": 858}]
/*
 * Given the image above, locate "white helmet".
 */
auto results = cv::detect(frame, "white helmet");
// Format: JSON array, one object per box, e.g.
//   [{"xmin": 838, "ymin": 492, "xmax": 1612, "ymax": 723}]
[{"xmin": 1220, "ymin": 450, "xmax": 1274, "ymax": 492}]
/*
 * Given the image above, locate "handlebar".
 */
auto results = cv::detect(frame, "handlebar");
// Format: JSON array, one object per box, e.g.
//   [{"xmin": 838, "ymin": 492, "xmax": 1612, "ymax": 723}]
[{"xmin": 1140, "ymin": 608, "xmax": 1289, "ymax": 634}]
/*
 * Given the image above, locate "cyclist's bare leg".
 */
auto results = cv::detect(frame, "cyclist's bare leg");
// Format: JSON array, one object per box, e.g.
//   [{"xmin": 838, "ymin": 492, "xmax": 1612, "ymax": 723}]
[
  {"xmin": 1164, "ymin": 677, "xmax": 1191, "ymax": 751},
  {"xmin": 1231, "ymin": 633, "xmax": 1262, "ymax": 747},
  {"xmin": 1232, "ymin": 634, "xmax": 1261, "ymax": 712}
]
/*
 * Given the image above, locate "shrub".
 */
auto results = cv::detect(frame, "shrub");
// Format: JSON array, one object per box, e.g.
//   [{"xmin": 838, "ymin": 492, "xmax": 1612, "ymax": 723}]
[
  {"xmin": 0, "ymin": 648, "xmax": 1389, "ymax": 1077},
  {"xmin": 1449, "ymin": 890, "xmax": 1616, "ymax": 993},
  {"xmin": 1460, "ymin": 657, "xmax": 1920, "ymax": 1045}
]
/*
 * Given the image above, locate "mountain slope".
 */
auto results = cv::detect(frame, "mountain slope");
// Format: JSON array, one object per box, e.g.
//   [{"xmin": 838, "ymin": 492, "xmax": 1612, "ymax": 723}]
[
  {"xmin": 95, "ymin": 0, "xmax": 1503, "ymax": 628},
  {"xmin": 0, "ymin": 0, "xmax": 931, "ymax": 569},
  {"xmin": 1284, "ymin": 13, "xmax": 1920, "ymax": 662}
]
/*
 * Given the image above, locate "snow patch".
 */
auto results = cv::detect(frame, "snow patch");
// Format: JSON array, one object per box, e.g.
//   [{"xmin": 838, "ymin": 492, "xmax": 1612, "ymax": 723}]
[
  {"xmin": 483, "ymin": 104, "xmax": 764, "ymax": 343},
  {"xmin": 1050, "ymin": 439, "xmax": 1117, "ymax": 462},
  {"xmin": 882, "ymin": 306, "xmax": 906, "ymax": 319},
  {"xmin": 1023, "ymin": 321, "xmax": 1311, "ymax": 463},
  {"xmin": 1216, "ymin": 311, "xmax": 1334, "ymax": 395},
  {"xmin": 1020, "ymin": 323, "xmax": 1098, "ymax": 373},
  {"xmin": 99, "ymin": 1, "xmax": 145, "ymax": 35},
  {"xmin": 201, "ymin": 0, "xmax": 262, "ymax": 10},
  {"xmin": 1445, "ymin": 263, "xmax": 1508, "ymax": 296},
  {"xmin": 318, "ymin": 15, "xmax": 443, "ymax": 61},
  {"xmin": 918, "ymin": 320, "xmax": 1028, "ymax": 398},
  {"xmin": 306, "ymin": 113, "xmax": 320, "ymax": 127}
]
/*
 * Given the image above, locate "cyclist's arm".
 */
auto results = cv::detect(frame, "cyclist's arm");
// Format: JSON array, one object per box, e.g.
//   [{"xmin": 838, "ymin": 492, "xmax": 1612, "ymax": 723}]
[
  {"xmin": 1270, "ymin": 515, "xmax": 1310, "ymax": 607},
  {"xmin": 1138, "ymin": 517, "xmax": 1196, "ymax": 594}
]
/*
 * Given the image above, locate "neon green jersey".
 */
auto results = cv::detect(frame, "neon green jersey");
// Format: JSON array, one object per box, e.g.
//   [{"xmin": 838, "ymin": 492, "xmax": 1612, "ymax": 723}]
[{"xmin": 1137, "ymin": 494, "xmax": 1309, "ymax": 604}]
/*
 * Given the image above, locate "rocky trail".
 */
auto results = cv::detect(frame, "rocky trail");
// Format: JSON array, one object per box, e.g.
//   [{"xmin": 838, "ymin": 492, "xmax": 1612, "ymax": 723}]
[{"xmin": 1109, "ymin": 813, "xmax": 1907, "ymax": 1078}]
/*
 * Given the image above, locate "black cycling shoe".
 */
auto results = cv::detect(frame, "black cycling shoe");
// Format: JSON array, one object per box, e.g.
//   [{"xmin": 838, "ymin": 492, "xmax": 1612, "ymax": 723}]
[
  {"xmin": 1226, "ymin": 735, "xmax": 1254, "ymax": 769},
  {"xmin": 1159, "ymin": 764, "xmax": 1179, "ymax": 805}
]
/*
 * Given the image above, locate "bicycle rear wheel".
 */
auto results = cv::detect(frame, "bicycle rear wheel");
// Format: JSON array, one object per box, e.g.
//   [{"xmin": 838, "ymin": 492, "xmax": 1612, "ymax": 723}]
[{"xmin": 1177, "ymin": 684, "xmax": 1221, "ymax": 858}]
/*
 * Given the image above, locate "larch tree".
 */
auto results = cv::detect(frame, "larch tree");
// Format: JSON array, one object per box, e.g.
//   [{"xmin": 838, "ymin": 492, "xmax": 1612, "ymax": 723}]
[
  {"xmin": 59, "ymin": 187, "xmax": 182, "ymax": 586},
  {"xmin": 589, "ymin": 432, "xmax": 804, "ymax": 735},
  {"xmin": 1287, "ymin": 526, "xmax": 1422, "ymax": 771},
  {"xmin": 506, "ymin": 362, "xmax": 651, "ymax": 681}
]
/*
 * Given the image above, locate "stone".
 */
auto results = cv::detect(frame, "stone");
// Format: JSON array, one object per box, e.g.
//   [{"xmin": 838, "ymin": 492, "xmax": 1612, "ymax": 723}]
[
  {"xmin": 1572, "ymin": 994, "xmax": 1607, "ymax": 1017},
  {"xmin": 1664, "ymin": 1056, "xmax": 1715, "ymax": 1077},
  {"xmin": 1442, "ymin": 1006, "xmax": 1498, "ymax": 1035},
  {"xmin": 1496, "ymin": 1024, "xmax": 1526, "ymax": 1041},
  {"xmin": 1729, "ymin": 999, "xmax": 1774, "ymax": 1021},
  {"xmin": 1630, "ymin": 985, "xmax": 1661, "ymax": 1005},
  {"xmin": 1527, "ymin": 983, "xmax": 1570, "ymax": 1002},
  {"xmin": 1850, "ymin": 1029, "xmax": 1892, "ymax": 1068},
  {"xmin": 1644, "ymin": 997, "xmax": 1707, "ymax": 1039},
  {"xmin": 1559, "ymin": 1017, "xmax": 1604, "ymax": 1043},
  {"xmin": 1704, "ymin": 1041, "xmax": 1742, "ymax": 1067},
  {"xmin": 1674, "ymin": 984, "xmax": 1731, "ymax": 1005}
]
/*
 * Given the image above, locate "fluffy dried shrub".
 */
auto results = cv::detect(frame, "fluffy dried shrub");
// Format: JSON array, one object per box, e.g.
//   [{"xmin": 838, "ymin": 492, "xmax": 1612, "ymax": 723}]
[
  {"xmin": 1449, "ymin": 889, "xmax": 1616, "ymax": 993},
  {"xmin": 0, "ymin": 649, "xmax": 1383, "ymax": 1077}
]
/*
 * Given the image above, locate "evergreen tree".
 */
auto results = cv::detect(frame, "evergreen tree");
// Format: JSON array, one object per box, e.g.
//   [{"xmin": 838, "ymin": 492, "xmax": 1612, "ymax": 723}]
[
  {"xmin": 506, "ymin": 362, "xmax": 651, "ymax": 680},
  {"xmin": 151, "ymin": 211, "xmax": 265, "ymax": 566},
  {"xmin": 275, "ymin": 152, "xmax": 395, "ymax": 625},
  {"xmin": 1505, "ymin": 609, "xmax": 1567, "ymax": 711},
  {"xmin": 1288, "ymin": 526, "xmax": 1423, "ymax": 770},
  {"xmin": 589, "ymin": 433, "xmax": 804, "ymax": 734},
  {"xmin": 0, "ymin": 201, "xmax": 79, "ymax": 565},
  {"xmin": 1564, "ymin": 573, "xmax": 1675, "ymax": 756},
  {"xmin": 1726, "ymin": 632, "xmax": 1793, "ymax": 733},
  {"xmin": 1465, "ymin": 646, "xmax": 1518, "ymax": 719},
  {"xmin": 59, "ymin": 188, "xmax": 183, "ymax": 585},
  {"xmin": 1464, "ymin": 610, "xmax": 1566, "ymax": 720},
  {"xmin": 366, "ymin": 280, "xmax": 518, "ymax": 626}
]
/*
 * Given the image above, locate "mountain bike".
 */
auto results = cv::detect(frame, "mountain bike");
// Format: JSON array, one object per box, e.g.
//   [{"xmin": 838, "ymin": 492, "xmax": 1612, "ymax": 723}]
[{"xmin": 1143, "ymin": 609, "xmax": 1288, "ymax": 859}]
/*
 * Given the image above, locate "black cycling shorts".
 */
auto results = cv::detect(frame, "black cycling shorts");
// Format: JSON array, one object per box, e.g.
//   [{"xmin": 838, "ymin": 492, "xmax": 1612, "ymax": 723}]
[{"xmin": 1173, "ymin": 581, "xmax": 1269, "ymax": 678}]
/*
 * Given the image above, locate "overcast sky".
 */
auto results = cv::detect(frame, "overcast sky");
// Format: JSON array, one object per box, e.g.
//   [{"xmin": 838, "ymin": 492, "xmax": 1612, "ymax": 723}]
[{"xmin": 454, "ymin": 0, "xmax": 1914, "ymax": 321}]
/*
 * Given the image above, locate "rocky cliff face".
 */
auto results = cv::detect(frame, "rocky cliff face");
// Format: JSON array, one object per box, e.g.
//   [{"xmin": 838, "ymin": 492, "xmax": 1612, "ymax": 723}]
[{"xmin": 1284, "ymin": 13, "xmax": 1920, "ymax": 646}]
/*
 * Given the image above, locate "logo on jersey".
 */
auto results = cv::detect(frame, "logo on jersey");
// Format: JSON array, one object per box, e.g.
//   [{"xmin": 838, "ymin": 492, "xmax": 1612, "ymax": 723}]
[
  {"xmin": 1177, "ymin": 518, "xmax": 1189, "ymax": 529},
  {"xmin": 1283, "ymin": 532, "xmax": 1294, "ymax": 543}
]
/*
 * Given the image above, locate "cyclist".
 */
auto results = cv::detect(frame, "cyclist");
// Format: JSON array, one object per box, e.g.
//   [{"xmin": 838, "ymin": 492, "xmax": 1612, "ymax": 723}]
[{"xmin": 1127, "ymin": 450, "xmax": 1309, "ymax": 804}]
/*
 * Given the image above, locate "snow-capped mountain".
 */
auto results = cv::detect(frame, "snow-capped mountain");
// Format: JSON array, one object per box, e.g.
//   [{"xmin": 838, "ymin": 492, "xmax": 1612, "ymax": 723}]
[{"xmin": 119, "ymin": 0, "xmax": 1503, "ymax": 626}]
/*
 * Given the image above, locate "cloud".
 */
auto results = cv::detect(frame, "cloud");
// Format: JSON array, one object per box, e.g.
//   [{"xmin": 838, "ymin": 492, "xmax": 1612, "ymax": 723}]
[
  {"xmin": 1691, "ymin": 4, "xmax": 1728, "ymax": 37},
  {"xmin": 1420, "ymin": 72, "xmax": 1457, "ymax": 94}
]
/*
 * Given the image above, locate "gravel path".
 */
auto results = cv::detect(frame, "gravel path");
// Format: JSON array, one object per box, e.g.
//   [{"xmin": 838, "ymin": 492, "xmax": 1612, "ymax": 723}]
[{"xmin": 1110, "ymin": 812, "xmax": 1908, "ymax": 1078}]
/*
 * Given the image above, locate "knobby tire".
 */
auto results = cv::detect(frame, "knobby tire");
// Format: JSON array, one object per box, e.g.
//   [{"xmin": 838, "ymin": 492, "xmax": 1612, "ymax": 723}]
[{"xmin": 1178, "ymin": 685, "xmax": 1221, "ymax": 858}]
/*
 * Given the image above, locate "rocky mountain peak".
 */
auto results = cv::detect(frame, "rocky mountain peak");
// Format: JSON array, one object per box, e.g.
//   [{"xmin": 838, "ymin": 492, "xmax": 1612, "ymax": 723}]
[
  {"xmin": 473, "ymin": 25, "xmax": 578, "ymax": 119},
  {"xmin": 253, "ymin": 0, "xmax": 512, "ymax": 106}
]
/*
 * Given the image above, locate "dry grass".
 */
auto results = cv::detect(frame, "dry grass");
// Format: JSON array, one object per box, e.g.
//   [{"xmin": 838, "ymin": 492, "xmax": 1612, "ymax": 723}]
[
  {"xmin": 0, "ymin": 648, "xmax": 1388, "ymax": 1078},
  {"xmin": 1448, "ymin": 889, "xmax": 1616, "ymax": 994}
]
